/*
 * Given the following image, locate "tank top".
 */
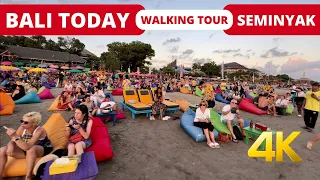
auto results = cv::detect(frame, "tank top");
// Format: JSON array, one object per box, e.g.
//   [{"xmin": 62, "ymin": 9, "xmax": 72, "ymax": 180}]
[{"xmin": 21, "ymin": 126, "xmax": 52, "ymax": 148}]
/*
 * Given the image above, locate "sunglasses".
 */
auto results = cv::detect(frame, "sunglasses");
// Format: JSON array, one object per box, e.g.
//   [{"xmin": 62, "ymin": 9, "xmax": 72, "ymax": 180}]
[
  {"xmin": 200, "ymin": 104, "xmax": 206, "ymax": 106},
  {"xmin": 20, "ymin": 120, "xmax": 29, "ymax": 124}
]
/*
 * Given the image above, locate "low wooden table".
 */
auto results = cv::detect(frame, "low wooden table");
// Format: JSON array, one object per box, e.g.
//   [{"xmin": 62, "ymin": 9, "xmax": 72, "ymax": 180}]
[
  {"xmin": 95, "ymin": 110, "xmax": 117, "ymax": 126},
  {"xmin": 42, "ymin": 151, "xmax": 98, "ymax": 180},
  {"xmin": 243, "ymin": 127, "xmax": 276, "ymax": 151}
]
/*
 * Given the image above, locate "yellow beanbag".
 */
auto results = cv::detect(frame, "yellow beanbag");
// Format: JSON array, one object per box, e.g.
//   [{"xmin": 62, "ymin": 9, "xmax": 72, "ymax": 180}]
[
  {"xmin": 48, "ymin": 96, "xmax": 64, "ymax": 111},
  {"xmin": 0, "ymin": 92, "xmax": 15, "ymax": 115},
  {"xmin": 174, "ymin": 100, "xmax": 190, "ymax": 112},
  {"xmin": 4, "ymin": 113, "xmax": 68, "ymax": 177}
]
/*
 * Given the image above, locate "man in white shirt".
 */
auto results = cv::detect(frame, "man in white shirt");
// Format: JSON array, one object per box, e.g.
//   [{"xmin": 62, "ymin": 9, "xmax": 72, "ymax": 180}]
[
  {"xmin": 64, "ymin": 81, "xmax": 73, "ymax": 93},
  {"xmin": 275, "ymin": 95, "xmax": 288, "ymax": 108},
  {"xmin": 100, "ymin": 95, "xmax": 117, "ymax": 111},
  {"xmin": 221, "ymin": 99, "xmax": 246, "ymax": 142}
]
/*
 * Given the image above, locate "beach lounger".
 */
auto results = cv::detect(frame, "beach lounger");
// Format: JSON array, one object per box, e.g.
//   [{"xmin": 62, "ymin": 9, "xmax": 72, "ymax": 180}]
[
  {"xmin": 120, "ymin": 89, "xmax": 151, "ymax": 119},
  {"xmin": 151, "ymin": 89, "xmax": 180, "ymax": 113}
]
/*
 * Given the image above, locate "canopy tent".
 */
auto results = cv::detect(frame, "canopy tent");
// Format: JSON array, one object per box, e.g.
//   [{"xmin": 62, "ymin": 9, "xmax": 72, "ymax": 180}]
[
  {"xmin": 1, "ymin": 61, "xmax": 12, "ymax": 66},
  {"xmin": 28, "ymin": 68, "xmax": 48, "ymax": 73}
]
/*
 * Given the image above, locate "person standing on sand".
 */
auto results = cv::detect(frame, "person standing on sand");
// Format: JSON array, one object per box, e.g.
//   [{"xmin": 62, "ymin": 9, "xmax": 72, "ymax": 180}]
[
  {"xmin": 307, "ymin": 133, "xmax": 320, "ymax": 150},
  {"xmin": 301, "ymin": 82, "xmax": 320, "ymax": 132}
]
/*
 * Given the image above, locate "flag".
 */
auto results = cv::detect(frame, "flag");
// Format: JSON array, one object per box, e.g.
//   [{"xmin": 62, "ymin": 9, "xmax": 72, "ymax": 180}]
[
  {"xmin": 137, "ymin": 67, "xmax": 140, "ymax": 74},
  {"xmin": 128, "ymin": 67, "xmax": 130, "ymax": 73}
]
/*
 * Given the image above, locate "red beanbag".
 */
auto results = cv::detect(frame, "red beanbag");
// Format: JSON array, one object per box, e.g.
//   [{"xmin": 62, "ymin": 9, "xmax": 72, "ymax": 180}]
[
  {"xmin": 238, "ymin": 98, "xmax": 267, "ymax": 115},
  {"xmin": 111, "ymin": 88, "xmax": 123, "ymax": 96},
  {"xmin": 85, "ymin": 117, "xmax": 114, "ymax": 162}
]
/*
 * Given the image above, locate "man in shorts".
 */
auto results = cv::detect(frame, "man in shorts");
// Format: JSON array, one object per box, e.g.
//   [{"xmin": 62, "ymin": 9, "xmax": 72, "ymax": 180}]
[{"xmin": 220, "ymin": 99, "xmax": 246, "ymax": 142}]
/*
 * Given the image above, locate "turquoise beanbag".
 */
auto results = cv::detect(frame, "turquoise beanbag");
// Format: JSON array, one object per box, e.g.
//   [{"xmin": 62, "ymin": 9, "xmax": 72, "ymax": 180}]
[{"xmin": 15, "ymin": 91, "xmax": 42, "ymax": 104}]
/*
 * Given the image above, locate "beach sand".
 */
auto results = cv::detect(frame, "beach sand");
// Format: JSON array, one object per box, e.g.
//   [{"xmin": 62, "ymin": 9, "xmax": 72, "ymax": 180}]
[{"xmin": 1, "ymin": 87, "xmax": 319, "ymax": 180}]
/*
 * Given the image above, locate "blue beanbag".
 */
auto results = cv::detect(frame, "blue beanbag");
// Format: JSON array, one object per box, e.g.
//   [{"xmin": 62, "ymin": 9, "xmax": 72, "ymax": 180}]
[
  {"xmin": 15, "ymin": 91, "xmax": 42, "ymax": 104},
  {"xmin": 180, "ymin": 109, "xmax": 218, "ymax": 142},
  {"xmin": 49, "ymin": 82, "xmax": 56, "ymax": 87},
  {"xmin": 215, "ymin": 93, "xmax": 230, "ymax": 104}
]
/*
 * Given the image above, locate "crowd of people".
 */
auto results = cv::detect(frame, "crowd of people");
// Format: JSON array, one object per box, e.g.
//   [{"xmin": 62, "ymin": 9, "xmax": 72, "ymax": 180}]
[{"xmin": 0, "ymin": 70, "xmax": 319, "ymax": 179}]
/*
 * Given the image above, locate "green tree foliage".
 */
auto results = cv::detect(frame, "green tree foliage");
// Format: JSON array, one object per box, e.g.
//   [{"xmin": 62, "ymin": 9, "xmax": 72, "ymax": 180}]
[
  {"xmin": 0, "ymin": 35, "xmax": 85, "ymax": 55},
  {"xmin": 100, "ymin": 41, "xmax": 155, "ymax": 72},
  {"xmin": 200, "ymin": 62, "xmax": 220, "ymax": 77},
  {"xmin": 276, "ymin": 74, "xmax": 291, "ymax": 82}
]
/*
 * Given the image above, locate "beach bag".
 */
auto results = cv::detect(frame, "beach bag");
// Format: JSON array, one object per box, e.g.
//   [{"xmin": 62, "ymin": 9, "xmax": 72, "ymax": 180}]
[
  {"xmin": 218, "ymin": 132, "xmax": 231, "ymax": 143},
  {"xmin": 233, "ymin": 126, "xmax": 243, "ymax": 140},
  {"xmin": 69, "ymin": 133, "xmax": 85, "ymax": 143}
]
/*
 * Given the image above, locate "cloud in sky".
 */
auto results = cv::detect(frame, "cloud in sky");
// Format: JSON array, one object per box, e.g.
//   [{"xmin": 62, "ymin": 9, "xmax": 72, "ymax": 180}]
[
  {"xmin": 168, "ymin": 46, "xmax": 179, "ymax": 53},
  {"xmin": 162, "ymin": 37, "xmax": 181, "ymax": 45},
  {"xmin": 179, "ymin": 49, "xmax": 194, "ymax": 59},
  {"xmin": 193, "ymin": 58, "xmax": 212, "ymax": 64},
  {"xmin": 280, "ymin": 57, "xmax": 320, "ymax": 81},
  {"xmin": 260, "ymin": 47, "xmax": 297, "ymax": 58},
  {"xmin": 233, "ymin": 53, "xmax": 250, "ymax": 59},
  {"xmin": 213, "ymin": 49, "xmax": 241, "ymax": 53},
  {"xmin": 256, "ymin": 61, "xmax": 280, "ymax": 76},
  {"xmin": 256, "ymin": 57, "xmax": 320, "ymax": 81}
]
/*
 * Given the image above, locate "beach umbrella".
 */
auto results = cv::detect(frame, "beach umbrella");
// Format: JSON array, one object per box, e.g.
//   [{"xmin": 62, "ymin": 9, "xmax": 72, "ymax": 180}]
[
  {"xmin": 60, "ymin": 66, "xmax": 69, "ymax": 70},
  {"xmin": 83, "ymin": 68, "xmax": 90, "ymax": 72},
  {"xmin": 49, "ymin": 65, "xmax": 59, "ymax": 69},
  {"xmin": 1, "ymin": 61, "xmax": 12, "ymax": 66},
  {"xmin": 26, "ymin": 63, "xmax": 38, "ymax": 67},
  {"xmin": 13, "ymin": 62, "xmax": 24, "ymax": 66},
  {"xmin": 28, "ymin": 68, "xmax": 48, "ymax": 73},
  {"xmin": 24, "ymin": 67, "xmax": 32, "ymax": 70},
  {"xmin": 38, "ymin": 64, "xmax": 48, "ymax": 68},
  {"xmin": 70, "ymin": 66, "xmax": 77, "ymax": 70},
  {"xmin": 76, "ymin": 65, "xmax": 84, "ymax": 70},
  {"xmin": 19, "ymin": 67, "xmax": 26, "ymax": 71},
  {"xmin": 0, "ymin": 67, "xmax": 8, "ymax": 72},
  {"xmin": 0, "ymin": 65, "xmax": 19, "ymax": 71},
  {"xmin": 47, "ymin": 68, "xmax": 58, "ymax": 73},
  {"xmin": 68, "ymin": 69, "xmax": 82, "ymax": 73}
]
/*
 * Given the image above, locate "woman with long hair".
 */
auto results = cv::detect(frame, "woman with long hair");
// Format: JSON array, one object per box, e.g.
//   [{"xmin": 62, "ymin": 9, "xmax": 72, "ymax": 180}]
[
  {"xmin": 11, "ymin": 85, "xmax": 26, "ymax": 101},
  {"xmin": 57, "ymin": 91, "xmax": 74, "ymax": 111},
  {"xmin": 150, "ymin": 86, "xmax": 167, "ymax": 120},
  {"xmin": 66, "ymin": 105, "xmax": 93, "ymax": 157}
]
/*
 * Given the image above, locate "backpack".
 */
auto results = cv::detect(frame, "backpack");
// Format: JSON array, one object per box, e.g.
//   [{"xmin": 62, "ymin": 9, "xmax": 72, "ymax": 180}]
[
  {"xmin": 233, "ymin": 126, "xmax": 243, "ymax": 140},
  {"xmin": 218, "ymin": 132, "xmax": 232, "ymax": 143}
]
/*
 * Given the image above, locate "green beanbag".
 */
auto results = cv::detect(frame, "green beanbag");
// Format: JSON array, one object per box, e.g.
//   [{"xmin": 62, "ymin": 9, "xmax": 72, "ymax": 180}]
[
  {"xmin": 195, "ymin": 87, "xmax": 203, "ymax": 97},
  {"xmin": 209, "ymin": 109, "xmax": 231, "ymax": 134},
  {"xmin": 286, "ymin": 103, "xmax": 294, "ymax": 115}
]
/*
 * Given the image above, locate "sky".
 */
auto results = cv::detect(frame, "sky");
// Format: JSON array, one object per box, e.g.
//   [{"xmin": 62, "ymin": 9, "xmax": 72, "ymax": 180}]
[{"xmin": 1, "ymin": 0, "xmax": 320, "ymax": 81}]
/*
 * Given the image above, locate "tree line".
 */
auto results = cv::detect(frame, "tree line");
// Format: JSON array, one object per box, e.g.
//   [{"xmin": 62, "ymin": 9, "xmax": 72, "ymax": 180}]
[{"xmin": 0, "ymin": 36, "xmax": 155, "ymax": 73}]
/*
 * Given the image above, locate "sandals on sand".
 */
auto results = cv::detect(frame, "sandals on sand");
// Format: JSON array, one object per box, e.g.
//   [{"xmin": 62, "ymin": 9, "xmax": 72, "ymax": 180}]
[
  {"xmin": 307, "ymin": 141, "xmax": 313, "ymax": 150},
  {"xmin": 207, "ymin": 142, "xmax": 220, "ymax": 149},
  {"xmin": 232, "ymin": 138, "xmax": 239, "ymax": 143}
]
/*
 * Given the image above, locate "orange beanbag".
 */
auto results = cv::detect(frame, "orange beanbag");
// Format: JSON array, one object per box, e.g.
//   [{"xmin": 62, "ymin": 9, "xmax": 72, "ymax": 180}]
[
  {"xmin": 4, "ymin": 113, "xmax": 68, "ymax": 177},
  {"xmin": 180, "ymin": 87, "xmax": 192, "ymax": 94},
  {"xmin": 174, "ymin": 100, "xmax": 190, "ymax": 112},
  {"xmin": 48, "ymin": 95, "xmax": 66, "ymax": 111},
  {"xmin": 0, "ymin": 92, "xmax": 15, "ymax": 115}
]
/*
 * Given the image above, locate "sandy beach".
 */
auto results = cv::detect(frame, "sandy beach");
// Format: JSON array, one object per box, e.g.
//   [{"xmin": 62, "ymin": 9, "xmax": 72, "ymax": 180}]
[{"xmin": 1, "ymin": 87, "xmax": 319, "ymax": 180}]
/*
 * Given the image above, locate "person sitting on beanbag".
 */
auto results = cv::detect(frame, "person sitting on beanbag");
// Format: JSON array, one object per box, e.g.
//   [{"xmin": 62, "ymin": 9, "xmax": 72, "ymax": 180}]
[
  {"xmin": 58, "ymin": 91, "xmax": 74, "ymax": 111},
  {"xmin": 11, "ymin": 85, "xmax": 26, "ymax": 101}
]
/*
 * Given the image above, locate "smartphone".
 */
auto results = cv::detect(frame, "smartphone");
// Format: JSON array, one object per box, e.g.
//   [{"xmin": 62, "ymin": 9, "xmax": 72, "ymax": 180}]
[
  {"xmin": 3, "ymin": 126, "xmax": 8, "ymax": 130},
  {"xmin": 67, "ymin": 125, "xmax": 75, "ymax": 129}
]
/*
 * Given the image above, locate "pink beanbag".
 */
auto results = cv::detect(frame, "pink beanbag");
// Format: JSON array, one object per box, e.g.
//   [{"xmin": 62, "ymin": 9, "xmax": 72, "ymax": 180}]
[
  {"xmin": 85, "ymin": 117, "xmax": 114, "ymax": 162},
  {"xmin": 38, "ymin": 88, "xmax": 55, "ymax": 100},
  {"xmin": 239, "ymin": 98, "xmax": 267, "ymax": 115},
  {"xmin": 111, "ymin": 88, "xmax": 123, "ymax": 96}
]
